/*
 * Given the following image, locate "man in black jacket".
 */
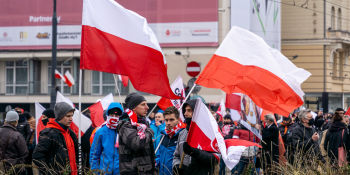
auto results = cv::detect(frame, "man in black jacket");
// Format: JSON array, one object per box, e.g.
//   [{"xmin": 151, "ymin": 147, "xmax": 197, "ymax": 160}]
[
  {"xmin": 117, "ymin": 92, "xmax": 156, "ymax": 175},
  {"xmin": 0, "ymin": 111, "xmax": 28, "ymax": 175},
  {"xmin": 289, "ymin": 109, "xmax": 323, "ymax": 164},
  {"xmin": 33, "ymin": 102, "xmax": 79, "ymax": 175},
  {"xmin": 262, "ymin": 114, "xmax": 279, "ymax": 174},
  {"xmin": 172, "ymin": 99, "xmax": 219, "ymax": 175}
]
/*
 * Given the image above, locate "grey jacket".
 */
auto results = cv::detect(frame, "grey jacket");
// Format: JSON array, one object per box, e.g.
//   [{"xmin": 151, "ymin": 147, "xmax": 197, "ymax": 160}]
[{"xmin": 172, "ymin": 129, "xmax": 191, "ymax": 167}]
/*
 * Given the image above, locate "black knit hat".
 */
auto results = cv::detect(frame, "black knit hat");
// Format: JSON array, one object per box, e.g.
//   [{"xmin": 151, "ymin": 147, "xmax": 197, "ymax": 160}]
[
  {"xmin": 42, "ymin": 109, "xmax": 55, "ymax": 119},
  {"xmin": 125, "ymin": 92, "xmax": 146, "ymax": 109}
]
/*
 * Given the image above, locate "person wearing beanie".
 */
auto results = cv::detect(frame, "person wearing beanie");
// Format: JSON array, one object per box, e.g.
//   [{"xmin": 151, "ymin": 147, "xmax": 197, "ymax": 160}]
[
  {"xmin": 117, "ymin": 92, "xmax": 156, "ymax": 175},
  {"xmin": 90, "ymin": 102, "xmax": 123, "ymax": 175},
  {"xmin": 173, "ymin": 99, "xmax": 219, "ymax": 175},
  {"xmin": 33, "ymin": 102, "xmax": 79, "ymax": 175},
  {"xmin": 0, "ymin": 111, "xmax": 28, "ymax": 174}
]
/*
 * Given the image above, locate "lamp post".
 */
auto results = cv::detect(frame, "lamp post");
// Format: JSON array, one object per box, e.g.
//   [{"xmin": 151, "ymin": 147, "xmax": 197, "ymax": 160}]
[{"xmin": 50, "ymin": 0, "xmax": 57, "ymax": 108}]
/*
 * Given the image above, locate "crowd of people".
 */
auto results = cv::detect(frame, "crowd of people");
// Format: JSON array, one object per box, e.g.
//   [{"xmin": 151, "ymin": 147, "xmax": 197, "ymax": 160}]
[{"xmin": 1, "ymin": 92, "xmax": 350, "ymax": 175}]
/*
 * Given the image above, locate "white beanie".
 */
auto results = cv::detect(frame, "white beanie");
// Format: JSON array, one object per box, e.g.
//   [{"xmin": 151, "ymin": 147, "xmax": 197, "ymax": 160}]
[{"xmin": 5, "ymin": 111, "xmax": 19, "ymax": 122}]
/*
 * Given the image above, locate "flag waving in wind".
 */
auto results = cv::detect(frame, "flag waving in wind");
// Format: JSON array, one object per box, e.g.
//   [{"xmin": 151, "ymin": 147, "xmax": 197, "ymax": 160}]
[
  {"xmin": 195, "ymin": 26, "xmax": 311, "ymax": 116},
  {"xmin": 187, "ymin": 99, "xmax": 261, "ymax": 169},
  {"xmin": 157, "ymin": 76, "xmax": 186, "ymax": 110},
  {"xmin": 80, "ymin": 0, "xmax": 178, "ymax": 99}
]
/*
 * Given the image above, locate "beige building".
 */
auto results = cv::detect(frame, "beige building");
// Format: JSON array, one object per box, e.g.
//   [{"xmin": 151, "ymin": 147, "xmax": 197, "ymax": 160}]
[{"xmin": 282, "ymin": 0, "xmax": 350, "ymax": 112}]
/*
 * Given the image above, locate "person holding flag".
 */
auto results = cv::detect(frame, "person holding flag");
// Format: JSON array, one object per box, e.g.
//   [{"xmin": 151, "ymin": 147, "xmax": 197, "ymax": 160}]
[
  {"xmin": 90, "ymin": 102, "xmax": 124, "ymax": 175},
  {"xmin": 117, "ymin": 92, "xmax": 156, "ymax": 175},
  {"xmin": 172, "ymin": 99, "xmax": 219, "ymax": 175}
]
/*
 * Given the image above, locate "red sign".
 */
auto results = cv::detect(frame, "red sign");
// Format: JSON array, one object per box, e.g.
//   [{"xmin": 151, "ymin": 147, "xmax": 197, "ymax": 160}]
[{"xmin": 186, "ymin": 61, "xmax": 201, "ymax": 77}]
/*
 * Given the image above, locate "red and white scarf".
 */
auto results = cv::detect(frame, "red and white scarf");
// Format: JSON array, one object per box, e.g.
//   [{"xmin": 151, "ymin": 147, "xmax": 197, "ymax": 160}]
[
  {"xmin": 126, "ymin": 109, "xmax": 147, "ymax": 139},
  {"xmin": 165, "ymin": 121, "xmax": 186, "ymax": 138},
  {"xmin": 106, "ymin": 116, "xmax": 119, "ymax": 147}
]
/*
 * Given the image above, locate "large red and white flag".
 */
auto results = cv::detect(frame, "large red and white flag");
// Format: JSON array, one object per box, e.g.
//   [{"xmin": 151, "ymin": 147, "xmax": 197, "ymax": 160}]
[
  {"xmin": 56, "ymin": 91, "xmax": 92, "ymax": 136},
  {"xmin": 63, "ymin": 71, "xmax": 75, "ymax": 87},
  {"xmin": 157, "ymin": 76, "xmax": 186, "ymax": 111},
  {"xmin": 80, "ymin": 0, "xmax": 178, "ymax": 99},
  {"xmin": 187, "ymin": 99, "xmax": 261, "ymax": 169},
  {"xmin": 195, "ymin": 26, "xmax": 311, "ymax": 116},
  {"xmin": 88, "ymin": 93, "xmax": 114, "ymax": 127},
  {"xmin": 226, "ymin": 93, "xmax": 242, "ymax": 121},
  {"xmin": 35, "ymin": 102, "xmax": 46, "ymax": 143}
]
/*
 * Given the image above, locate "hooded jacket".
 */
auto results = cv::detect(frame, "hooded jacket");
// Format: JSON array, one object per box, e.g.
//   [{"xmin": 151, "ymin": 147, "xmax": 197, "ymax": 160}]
[
  {"xmin": 156, "ymin": 128, "xmax": 184, "ymax": 175},
  {"xmin": 324, "ymin": 121, "xmax": 350, "ymax": 163},
  {"xmin": 33, "ymin": 120, "xmax": 79, "ymax": 175},
  {"xmin": 90, "ymin": 102, "xmax": 123, "ymax": 175}
]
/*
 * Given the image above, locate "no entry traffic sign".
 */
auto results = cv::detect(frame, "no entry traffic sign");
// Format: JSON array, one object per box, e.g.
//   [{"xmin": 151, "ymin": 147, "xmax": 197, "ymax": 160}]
[{"xmin": 186, "ymin": 61, "xmax": 201, "ymax": 77}]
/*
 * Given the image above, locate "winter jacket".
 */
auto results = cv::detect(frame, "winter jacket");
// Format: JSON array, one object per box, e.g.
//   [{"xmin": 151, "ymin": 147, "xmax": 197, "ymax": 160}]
[
  {"xmin": 33, "ymin": 120, "xmax": 79, "ymax": 175},
  {"xmin": 152, "ymin": 123, "xmax": 165, "ymax": 149},
  {"xmin": 156, "ymin": 129, "xmax": 183, "ymax": 175},
  {"xmin": 221, "ymin": 124, "xmax": 235, "ymax": 140},
  {"xmin": 278, "ymin": 123, "xmax": 292, "ymax": 144},
  {"xmin": 324, "ymin": 121, "xmax": 350, "ymax": 164},
  {"xmin": 0, "ymin": 123, "xmax": 28, "ymax": 169},
  {"xmin": 172, "ymin": 129, "xmax": 191, "ymax": 169},
  {"xmin": 90, "ymin": 125, "xmax": 120, "ymax": 175},
  {"xmin": 262, "ymin": 123, "xmax": 279, "ymax": 163},
  {"xmin": 17, "ymin": 120, "xmax": 31, "ymax": 145},
  {"xmin": 117, "ymin": 118, "xmax": 156, "ymax": 175},
  {"xmin": 289, "ymin": 122, "xmax": 322, "ymax": 160}
]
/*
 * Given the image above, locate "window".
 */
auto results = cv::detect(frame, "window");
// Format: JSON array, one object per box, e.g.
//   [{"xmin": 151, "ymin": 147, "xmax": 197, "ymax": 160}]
[
  {"xmin": 6, "ymin": 60, "xmax": 29, "ymax": 94},
  {"xmin": 337, "ymin": 8, "xmax": 342, "ymax": 30},
  {"xmin": 331, "ymin": 6, "xmax": 335, "ymax": 29},
  {"xmin": 48, "ymin": 61, "xmax": 73, "ymax": 94},
  {"xmin": 91, "ymin": 71, "xmax": 128, "ymax": 95}
]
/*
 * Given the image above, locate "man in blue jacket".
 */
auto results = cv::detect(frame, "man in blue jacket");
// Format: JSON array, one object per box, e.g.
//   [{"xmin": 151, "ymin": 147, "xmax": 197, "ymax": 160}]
[
  {"xmin": 156, "ymin": 106, "xmax": 186, "ymax": 175},
  {"xmin": 90, "ymin": 102, "xmax": 124, "ymax": 175}
]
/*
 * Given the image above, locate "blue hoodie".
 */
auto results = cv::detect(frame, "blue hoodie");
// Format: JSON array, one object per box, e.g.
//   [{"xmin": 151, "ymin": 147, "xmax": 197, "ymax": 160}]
[
  {"xmin": 156, "ymin": 128, "xmax": 184, "ymax": 175},
  {"xmin": 90, "ymin": 102, "xmax": 123, "ymax": 175}
]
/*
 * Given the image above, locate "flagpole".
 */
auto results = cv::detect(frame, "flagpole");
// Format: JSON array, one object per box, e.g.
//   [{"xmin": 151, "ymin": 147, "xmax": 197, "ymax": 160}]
[
  {"xmin": 113, "ymin": 75, "xmax": 122, "ymax": 102},
  {"xmin": 78, "ymin": 69, "xmax": 82, "ymax": 175},
  {"xmin": 146, "ymin": 104, "xmax": 157, "ymax": 118},
  {"xmin": 179, "ymin": 84, "xmax": 197, "ymax": 110}
]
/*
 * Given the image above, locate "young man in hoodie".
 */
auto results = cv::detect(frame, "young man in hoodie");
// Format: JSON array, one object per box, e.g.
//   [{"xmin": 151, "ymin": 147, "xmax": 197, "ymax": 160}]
[
  {"xmin": 117, "ymin": 92, "xmax": 156, "ymax": 175},
  {"xmin": 156, "ymin": 106, "xmax": 186, "ymax": 175},
  {"xmin": 90, "ymin": 102, "xmax": 124, "ymax": 175},
  {"xmin": 172, "ymin": 99, "xmax": 219, "ymax": 175},
  {"xmin": 33, "ymin": 102, "xmax": 79, "ymax": 175}
]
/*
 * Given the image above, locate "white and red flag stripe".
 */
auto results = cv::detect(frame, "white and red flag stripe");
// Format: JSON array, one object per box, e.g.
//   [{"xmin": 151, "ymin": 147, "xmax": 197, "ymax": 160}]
[
  {"xmin": 118, "ymin": 75, "xmax": 129, "ymax": 87},
  {"xmin": 88, "ymin": 93, "xmax": 114, "ymax": 127},
  {"xmin": 80, "ymin": 0, "xmax": 178, "ymax": 99},
  {"xmin": 187, "ymin": 99, "xmax": 261, "ymax": 169},
  {"xmin": 226, "ymin": 93, "xmax": 242, "ymax": 121},
  {"xmin": 157, "ymin": 76, "xmax": 186, "ymax": 111},
  {"xmin": 195, "ymin": 26, "xmax": 311, "ymax": 116},
  {"xmin": 55, "ymin": 69, "xmax": 64, "ymax": 79},
  {"xmin": 35, "ymin": 102, "xmax": 46, "ymax": 143},
  {"xmin": 63, "ymin": 71, "xmax": 75, "ymax": 87},
  {"xmin": 56, "ymin": 91, "xmax": 92, "ymax": 136}
]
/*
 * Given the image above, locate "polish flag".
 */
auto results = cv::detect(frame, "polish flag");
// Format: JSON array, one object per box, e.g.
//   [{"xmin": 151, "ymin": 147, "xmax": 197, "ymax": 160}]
[
  {"xmin": 35, "ymin": 102, "xmax": 46, "ymax": 143},
  {"xmin": 55, "ymin": 69, "xmax": 64, "ymax": 79},
  {"xmin": 80, "ymin": 0, "xmax": 178, "ymax": 99},
  {"xmin": 63, "ymin": 71, "xmax": 75, "ymax": 87},
  {"xmin": 157, "ymin": 76, "xmax": 186, "ymax": 111},
  {"xmin": 88, "ymin": 93, "xmax": 114, "ymax": 127},
  {"xmin": 187, "ymin": 99, "xmax": 261, "ymax": 169},
  {"xmin": 216, "ymin": 98, "xmax": 226, "ymax": 121},
  {"xmin": 346, "ymin": 107, "xmax": 350, "ymax": 116},
  {"xmin": 56, "ymin": 91, "xmax": 92, "ymax": 136},
  {"xmin": 118, "ymin": 75, "xmax": 129, "ymax": 87},
  {"xmin": 195, "ymin": 26, "xmax": 311, "ymax": 116},
  {"xmin": 226, "ymin": 93, "xmax": 242, "ymax": 121}
]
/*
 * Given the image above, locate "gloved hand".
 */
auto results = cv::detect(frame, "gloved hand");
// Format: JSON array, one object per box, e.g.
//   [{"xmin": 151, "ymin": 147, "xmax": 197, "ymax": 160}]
[{"xmin": 183, "ymin": 142, "xmax": 194, "ymax": 155}]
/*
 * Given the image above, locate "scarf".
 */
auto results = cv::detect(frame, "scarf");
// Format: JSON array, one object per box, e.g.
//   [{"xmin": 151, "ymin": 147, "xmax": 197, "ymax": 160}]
[
  {"xmin": 165, "ymin": 121, "xmax": 186, "ymax": 138},
  {"xmin": 106, "ymin": 116, "xmax": 119, "ymax": 147},
  {"xmin": 126, "ymin": 109, "xmax": 147, "ymax": 139}
]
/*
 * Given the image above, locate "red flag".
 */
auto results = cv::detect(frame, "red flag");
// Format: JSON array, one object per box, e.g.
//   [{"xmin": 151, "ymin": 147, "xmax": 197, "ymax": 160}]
[
  {"xmin": 88, "ymin": 102, "xmax": 105, "ymax": 128},
  {"xmin": 80, "ymin": 0, "xmax": 178, "ymax": 99},
  {"xmin": 157, "ymin": 76, "xmax": 186, "ymax": 110},
  {"xmin": 157, "ymin": 98, "xmax": 173, "ymax": 111},
  {"xmin": 35, "ymin": 102, "xmax": 46, "ymax": 143},
  {"xmin": 63, "ymin": 71, "xmax": 75, "ymax": 87},
  {"xmin": 55, "ymin": 69, "xmax": 64, "ymax": 79},
  {"xmin": 225, "ymin": 93, "xmax": 241, "ymax": 111},
  {"xmin": 195, "ymin": 27, "xmax": 311, "ymax": 116},
  {"xmin": 118, "ymin": 75, "xmax": 129, "ymax": 87},
  {"xmin": 345, "ymin": 107, "xmax": 350, "ymax": 116}
]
